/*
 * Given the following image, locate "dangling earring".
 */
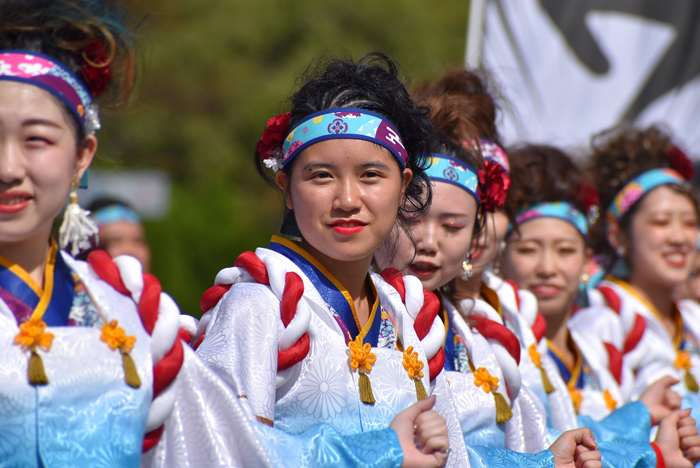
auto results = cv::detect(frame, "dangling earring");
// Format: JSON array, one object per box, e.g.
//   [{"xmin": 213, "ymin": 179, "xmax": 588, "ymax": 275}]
[
  {"xmin": 59, "ymin": 177, "xmax": 99, "ymax": 257},
  {"xmin": 461, "ymin": 253, "xmax": 473, "ymax": 281},
  {"xmin": 611, "ymin": 246, "xmax": 630, "ymax": 279},
  {"xmin": 576, "ymin": 272, "xmax": 590, "ymax": 307}
]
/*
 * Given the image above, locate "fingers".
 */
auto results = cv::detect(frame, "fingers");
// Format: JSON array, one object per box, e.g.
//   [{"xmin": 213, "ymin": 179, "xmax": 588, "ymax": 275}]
[
  {"xmin": 562, "ymin": 427, "xmax": 597, "ymax": 450},
  {"xmin": 575, "ymin": 449, "xmax": 602, "ymax": 468},
  {"xmin": 404, "ymin": 395, "xmax": 436, "ymax": 422},
  {"xmin": 655, "ymin": 375, "xmax": 681, "ymax": 390},
  {"xmin": 678, "ymin": 413, "xmax": 696, "ymax": 428},
  {"xmin": 664, "ymin": 388, "xmax": 683, "ymax": 411},
  {"xmin": 414, "ymin": 410, "xmax": 448, "ymax": 453}
]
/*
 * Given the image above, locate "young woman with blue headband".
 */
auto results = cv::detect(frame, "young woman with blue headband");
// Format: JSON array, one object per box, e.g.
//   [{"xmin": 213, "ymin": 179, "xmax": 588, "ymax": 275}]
[
  {"xmin": 587, "ymin": 126, "xmax": 700, "ymax": 453},
  {"xmin": 0, "ymin": 1, "xmax": 271, "ymax": 466},
  {"xmin": 393, "ymin": 69, "xmax": 697, "ymax": 467},
  {"xmin": 194, "ymin": 53, "xmax": 463, "ymax": 468},
  {"xmin": 502, "ymin": 143, "xmax": 700, "ymax": 467}
]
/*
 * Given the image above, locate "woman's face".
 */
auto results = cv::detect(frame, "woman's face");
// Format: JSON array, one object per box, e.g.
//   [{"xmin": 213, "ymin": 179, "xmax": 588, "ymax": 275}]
[
  {"xmin": 375, "ymin": 180, "xmax": 478, "ymax": 291},
  {"xmin": 502, "ymin": 217, "xmax": 587, "ymax": 318},
  {"xmin": 277, "ymin": 139, "xmax": 411, "ymax": 266},
  {"xmin": 0, "ymin": 82, "xmax": 95, "ymax": 245},
  {"xmin": 623, "ymin": 186, "xmax": 698, "ymax": 289}
]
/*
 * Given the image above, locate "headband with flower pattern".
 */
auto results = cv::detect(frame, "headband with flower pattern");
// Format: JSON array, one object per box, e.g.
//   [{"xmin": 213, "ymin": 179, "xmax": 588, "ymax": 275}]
[{"xmin": 257, "ymin": 108, "xmax": 408, "ymax": 172}]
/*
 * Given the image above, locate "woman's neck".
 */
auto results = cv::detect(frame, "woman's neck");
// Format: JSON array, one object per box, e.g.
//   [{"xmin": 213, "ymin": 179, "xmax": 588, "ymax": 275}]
[
  {"xmin": 301, "ymin": 239, "xmax": 373, "ymax": 327},
  {"xmin": 545, "ymin": 303, "xmax": 575, "ymax": 367},
  {"xmin": 0, "ymin": 230, "xmax": 52, "ymax": 287},
  {"xmin": 626, "ymin": 272, "xmax": 675, "ymax": 317},
  {"xmin": 626, "ymin": 272, "xmax": 678, "ymax": 338},
  {"xmin": 453, "ymin": 273, "xmax": 484, "ymax": 301}
]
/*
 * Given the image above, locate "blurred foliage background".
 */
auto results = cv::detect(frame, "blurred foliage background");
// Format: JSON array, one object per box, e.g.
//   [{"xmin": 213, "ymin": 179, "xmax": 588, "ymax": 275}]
[{"xmin": 96, "ymin": 0, "xmax": 470, "ymax": 316}]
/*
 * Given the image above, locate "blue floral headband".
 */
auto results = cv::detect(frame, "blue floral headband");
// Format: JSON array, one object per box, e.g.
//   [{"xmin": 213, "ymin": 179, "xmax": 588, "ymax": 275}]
[
  {"xmin": 425, "ymin": 153, "xmax": 479, "ymax": 204},
  {"xmin": 507, "ymin": 202, "xmax": 588, "ymax": 240},
  {"xmin": 606, "ymin": 168, "xmax": 685, "ymax": 223},
  {"xmin": 280, "ymin": 108, "xmax": 408, "ymax": 169},
  {"xmin": 92, "ymin": 204, "xmax": 140, "ymax": 226}
]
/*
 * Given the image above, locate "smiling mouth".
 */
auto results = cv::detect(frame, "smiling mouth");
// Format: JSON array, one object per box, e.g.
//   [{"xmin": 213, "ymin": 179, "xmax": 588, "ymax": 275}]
[
  {"xmin": 329, "ymin": 220, "xmax": 367, "ymax": 235},
  {"xmin": 531, "ymin": 284, "xmax": 561, "ymax": 298},
  {"xmin": 0, "ymin": 193, "xmax": 31, "ymax": 214},
  {"xmin": 664, "ymin": 252, "xmax": 687, "ymax": 268},
  {"xmin": 409, "ymin": 262, "xmax": 439, "ymax": 278}
]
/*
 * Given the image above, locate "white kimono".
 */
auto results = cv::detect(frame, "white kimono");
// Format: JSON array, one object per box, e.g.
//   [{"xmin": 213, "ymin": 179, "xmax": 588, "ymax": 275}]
[
  {"xmin": 442, "ymin": 293, "xmax": 549, "ymax": 454},
  {"xmin": 196, "ymin": 240, "xmax": 470, "ymax": 468},
  {"xmin": 0, "ymin": 251, "xmax": 270, "ymax": 468},
  {"xmin": 593, "ymin": 279, "xmax": 700, "ymax": 410}
]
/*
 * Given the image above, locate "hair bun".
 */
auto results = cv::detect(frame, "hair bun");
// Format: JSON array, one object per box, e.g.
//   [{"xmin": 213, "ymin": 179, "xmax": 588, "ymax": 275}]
[{"xmin": 0, "ymin": 0, "xmax": 135, "ymax": 106}]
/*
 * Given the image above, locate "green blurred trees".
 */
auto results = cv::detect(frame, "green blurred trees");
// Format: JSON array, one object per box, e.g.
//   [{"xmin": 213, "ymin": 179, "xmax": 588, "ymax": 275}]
[{"xmin": 96, "ymin": 0, "xmax": 470, "ymax": 316}]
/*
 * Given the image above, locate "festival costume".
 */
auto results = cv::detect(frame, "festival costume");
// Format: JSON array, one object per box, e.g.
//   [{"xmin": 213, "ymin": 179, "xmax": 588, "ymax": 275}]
[
  {"xmin": 0, "ymin": 244, "xmax": 270, "ymax": 467},
  {"xmin": 593, "ymin": 278, "xmax": 700, "ymax": 421},
  {"xmin": 441, "ymin": 292, "xmax": 550, "ymax": 454},
  {"xmin": 195, "ymin": 236, "xmax": 473, "ymax": 467},
  {"xmin": 423, "ymin": 150, "xmax": 558, "ymax": 464},
  {"xmin": 484, "ymin": 272, "xmax": 666, "ymax": 467}
]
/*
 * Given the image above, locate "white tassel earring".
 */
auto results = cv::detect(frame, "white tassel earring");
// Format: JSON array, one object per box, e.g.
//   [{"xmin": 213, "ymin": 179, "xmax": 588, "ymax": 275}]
[
  {"xmin": 461, "ymin": 253, "xmax": 473, "ymax": 281},
  {"xmin": 59, "ymin": 178, "xmax": 99, "ymax": 257}
]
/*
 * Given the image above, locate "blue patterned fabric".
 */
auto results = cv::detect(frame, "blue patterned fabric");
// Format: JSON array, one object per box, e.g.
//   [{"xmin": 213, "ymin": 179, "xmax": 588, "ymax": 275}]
[
  {"xmin": 578, "ymin": 402, "xmax": 657, "ymax": 468},
  {"xmin": 282, "ymin": 108, "xmax": 409, "ymax": 169},
  {"xmin": 425, "ymin": 154, "xmax": 479, "ymax": 203},
  {"xmin": 607, "ymin": 168, "xmax": 685, "ymax": 223},
  {"xmin": 254, "ymin": 421, "xmax": 403, "ymax": 468},
  {"xmin": 466, "ymin": 445, "xmax": 554, "ymax": 467},
  {"xmin": 508, "ymin": 202, "xmax": 588, "ymax": 241}
]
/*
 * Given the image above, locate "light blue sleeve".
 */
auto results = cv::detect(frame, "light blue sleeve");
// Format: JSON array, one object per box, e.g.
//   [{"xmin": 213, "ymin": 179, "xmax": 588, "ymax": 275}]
[
  {"xmin": 466, "ymin": 445, "xmax": 554, "ymax": 468},
  {"xmin": 253, "ymin": 422, "xmax": 403, "ymax": 468},
  {"xmin": 578, "ymin": 401, "xmax": 657, "ymax": 468}
]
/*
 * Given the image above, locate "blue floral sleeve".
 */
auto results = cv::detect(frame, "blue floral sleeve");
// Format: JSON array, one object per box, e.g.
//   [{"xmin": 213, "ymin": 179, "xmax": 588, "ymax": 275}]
[
  {"xmin": 253, "ymin": 422, "xmax": 403, "ymax": 468},
  {"xmin": 466, "ymin": 445, "xmax": 554, "ymax": 467},
  {"xmin": 578, "ymin": 402, "xmax": 657, "ymax": 468}
]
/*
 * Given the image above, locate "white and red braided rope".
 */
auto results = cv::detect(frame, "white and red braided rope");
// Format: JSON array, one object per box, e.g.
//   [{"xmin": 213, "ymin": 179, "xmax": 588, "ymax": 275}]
[
  {"xmin": 380, "ymin": 268, "xmax": 446, "ymax": 381},
  {"xmin": 199, "ymin": 251, "xmax": 312, "ymax": 373},
  {"xmin": 196, "ymin": 254, "xmax": 448, "ymax": 384},
  {"xmin": 87, "ymin": 251, "xmax": 183, "ymax": 453}
]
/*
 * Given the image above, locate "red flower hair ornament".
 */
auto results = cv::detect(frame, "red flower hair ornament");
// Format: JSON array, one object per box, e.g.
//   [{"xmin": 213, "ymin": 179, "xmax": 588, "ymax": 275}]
[
  {"xmin": 81, "ymin": 39, "xmax": 112, "ymax": 97},
  {"xmin": 578, "ymin": 182, "xmax": 600, "ymax": 225},
  {"xmin": 257, "ymin": 112, "xmax": 291, "ymax": 172},
  {"xmin": 666, "ymin": 146, "xmax": 695, "ymax": 181},
  {"xmin": 477, "ymin": 160, "xmax": 510, "ymax": 212}
]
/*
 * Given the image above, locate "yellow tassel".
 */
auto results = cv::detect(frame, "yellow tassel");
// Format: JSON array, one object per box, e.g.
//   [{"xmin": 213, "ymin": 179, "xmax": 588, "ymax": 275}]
[
  {"xmin": 358, "ymin": 368, "xmax": 376, "ymax": 404},
  {"xmin": 685, "ymin": 370, "xmax": 699, "ymax": 393},
  {"xmin": 414, "ymin": 377, "xmax": 428, "ymax": 401},
  {"xmin": 28, "ymin": 351, "xmax": 49, "ymax": 385},
  {"xmin": 121, "ymin": 351, "xmax": 141, "ymax": 388},
  {"xmin": 540, "ymin": 367, "xmax": 555, "ymax": 394},
  {"xmin": 492, "ymin": 389, "xmax": 513, "ymax": 424}
]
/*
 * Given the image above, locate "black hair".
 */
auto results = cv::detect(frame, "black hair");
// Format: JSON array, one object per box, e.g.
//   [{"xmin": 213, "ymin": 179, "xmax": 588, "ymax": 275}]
[
  {"xmin": 0, "ymin": 0, "xmax": 136, "ymax": 140},
  {"xmin": 254, "ymin": 52, "xmax": 435, "ymax": 237}
]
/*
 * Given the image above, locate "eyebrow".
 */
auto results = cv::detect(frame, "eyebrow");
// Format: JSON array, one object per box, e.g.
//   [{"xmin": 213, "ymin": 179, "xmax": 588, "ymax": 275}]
[
  {"xmin": 22, "ymin": 118, "xmax": 62, "ymax": 129},
  {"xmin": 360, "ymin": 161, "xmax": 391, "ymax": 170},
  {"xmin": 302, "ymin": 162, "xmax": 333, "ymax": 171},
  {"xmin": 302, "ymin": 160, "xmax": 392, "ymax": 171}
]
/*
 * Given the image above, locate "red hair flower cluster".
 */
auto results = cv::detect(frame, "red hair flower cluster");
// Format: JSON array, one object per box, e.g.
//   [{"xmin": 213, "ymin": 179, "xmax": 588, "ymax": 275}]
[
  {"xmin": 578, "ymin": 182, "xmax": 600, "ymax": 213},
  {"xmin": 477, "ymin": 160, "xmax": 510, "ymax": 212},
  {"xmin": 667, "ymin": 146, "xmax": 695, "ymax": 181},
  {"xmin": 81, "ymin": 39, "xmax": 112, "ymax": 97},
  {"xmin": 257, "ymin": 112, "xmax": 291, "ymax": 160}
]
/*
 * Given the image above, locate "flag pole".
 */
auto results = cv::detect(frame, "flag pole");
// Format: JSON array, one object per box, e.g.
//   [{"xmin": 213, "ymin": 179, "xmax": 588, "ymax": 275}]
[{"xmin": 465, "ymin": 0, "xmax": 487, "ymax": 68}]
